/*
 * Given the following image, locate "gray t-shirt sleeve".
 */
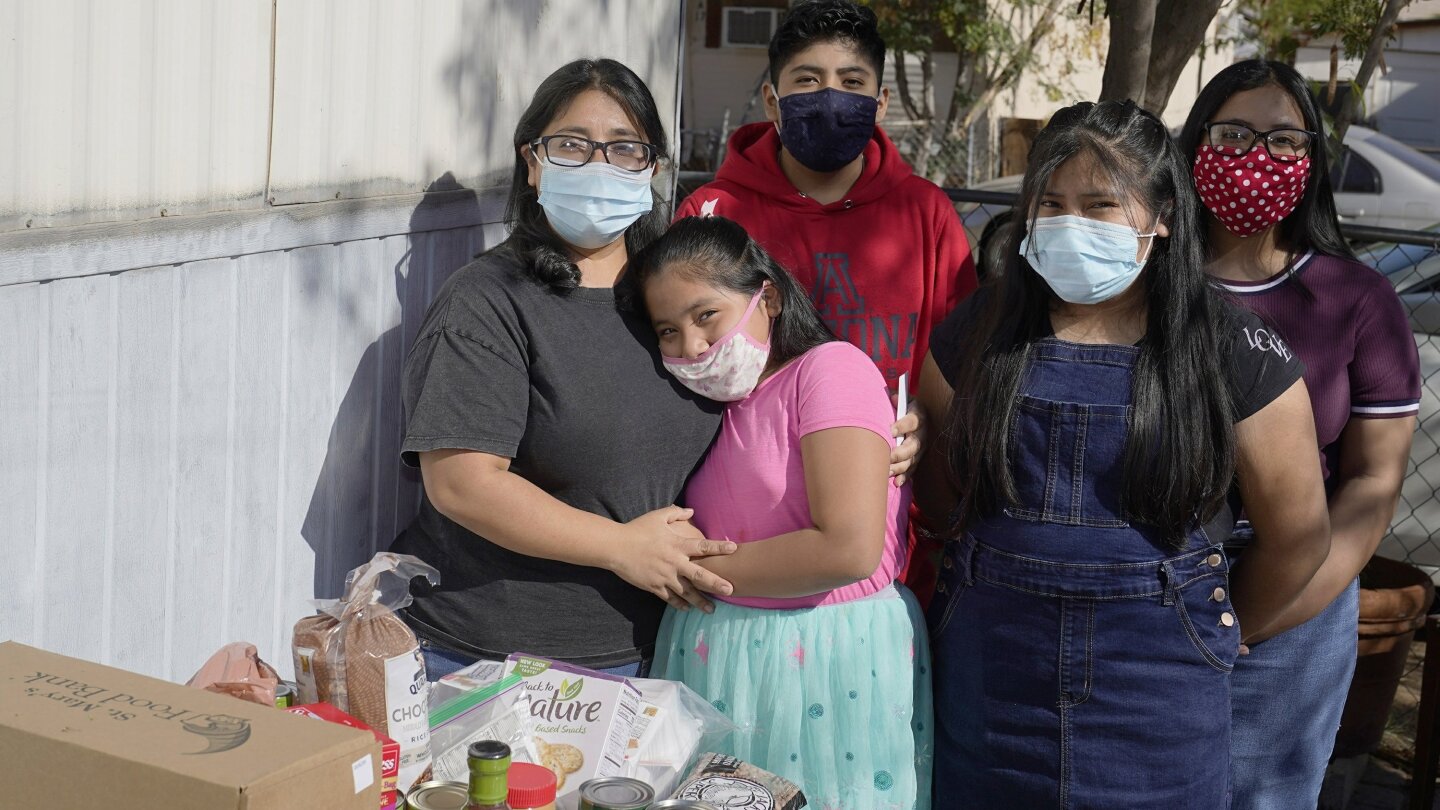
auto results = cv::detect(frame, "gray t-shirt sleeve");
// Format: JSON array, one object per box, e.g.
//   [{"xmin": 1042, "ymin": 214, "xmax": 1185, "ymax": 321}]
[{"xmin": 401, "ymin": 324, "xmax": 528, "ymax": 467}]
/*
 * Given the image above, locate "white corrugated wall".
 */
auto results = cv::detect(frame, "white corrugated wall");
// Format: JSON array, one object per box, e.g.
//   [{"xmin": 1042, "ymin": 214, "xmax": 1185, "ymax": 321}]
[{"xmin": 0, "ymin": 0, "xmax": 684, "ymax": 681}]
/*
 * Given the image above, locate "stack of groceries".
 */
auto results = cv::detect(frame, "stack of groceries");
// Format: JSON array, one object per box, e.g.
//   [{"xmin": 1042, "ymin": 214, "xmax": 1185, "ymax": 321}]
[{"xmin": 0, "ymin": 552, "xmax": 807, "ymax": 810}]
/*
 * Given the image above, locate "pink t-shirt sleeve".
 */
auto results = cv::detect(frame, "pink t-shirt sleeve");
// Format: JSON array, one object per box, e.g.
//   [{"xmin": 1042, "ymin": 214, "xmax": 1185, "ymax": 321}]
[{"xmin": 794, "ymin": 342, "xmax": 897, "ymax": 444}]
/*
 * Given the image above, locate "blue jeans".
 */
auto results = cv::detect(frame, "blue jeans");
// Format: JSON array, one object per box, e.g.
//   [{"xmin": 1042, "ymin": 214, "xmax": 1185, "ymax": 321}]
[
  {"xmin": 1229, "ymin": 577, "xmax": 1359, "ymax": 810},
  {"xmin": 420, "ymin": 640, "xmax": 650, "ymax": 681}
]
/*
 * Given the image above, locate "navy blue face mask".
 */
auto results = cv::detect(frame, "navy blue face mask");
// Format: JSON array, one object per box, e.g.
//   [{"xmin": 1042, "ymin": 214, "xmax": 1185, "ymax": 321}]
[{"xmin": 776, "ymin": 87, "xmax": 879, "ymax": 173}]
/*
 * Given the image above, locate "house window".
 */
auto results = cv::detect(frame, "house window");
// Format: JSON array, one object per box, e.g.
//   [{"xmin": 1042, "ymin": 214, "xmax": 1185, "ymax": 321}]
[{"xmin": 722, "ymin": 6, "xmax": 783, "ymax": 47}]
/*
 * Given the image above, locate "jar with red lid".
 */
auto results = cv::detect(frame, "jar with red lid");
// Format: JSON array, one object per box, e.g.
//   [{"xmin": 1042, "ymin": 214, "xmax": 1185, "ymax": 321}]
[{"xmin": 506, "ymin": 762, "xmax": 558, "ymax": 810}]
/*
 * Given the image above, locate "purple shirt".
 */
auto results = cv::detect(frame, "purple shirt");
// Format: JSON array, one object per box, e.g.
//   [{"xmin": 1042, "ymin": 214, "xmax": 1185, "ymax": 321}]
[{"xmin": 1211, "ymin": 251, "xmax": 1421, "ymax": 481}]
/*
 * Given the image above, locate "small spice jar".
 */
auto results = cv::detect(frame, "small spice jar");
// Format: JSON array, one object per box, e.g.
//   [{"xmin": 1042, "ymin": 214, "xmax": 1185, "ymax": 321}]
[{"xmin": 506, "ymin": 762, "xmax": 558, "ymax": 810}]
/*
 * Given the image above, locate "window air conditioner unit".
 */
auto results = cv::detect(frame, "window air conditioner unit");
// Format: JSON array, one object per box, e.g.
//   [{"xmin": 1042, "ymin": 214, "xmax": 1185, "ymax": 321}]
[{"xmin": 722, "ymin": 7, "xmax": 781, "ymax": 48}]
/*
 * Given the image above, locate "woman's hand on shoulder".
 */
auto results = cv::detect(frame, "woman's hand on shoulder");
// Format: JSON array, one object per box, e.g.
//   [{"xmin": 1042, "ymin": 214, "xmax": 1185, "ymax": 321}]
[{"xmin": 609, "ymin": 506, "xmax": 738, "ymax": 613}]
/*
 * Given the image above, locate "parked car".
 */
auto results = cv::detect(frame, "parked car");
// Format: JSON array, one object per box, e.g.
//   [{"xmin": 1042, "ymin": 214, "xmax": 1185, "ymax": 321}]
[
  {"xmin": 1354, "ymin": 223, "xmax": 1440, "ymax": 334},
  {"xmin": 1330, "ymin": 126, "xmax": 1440, "ymax": 232}
]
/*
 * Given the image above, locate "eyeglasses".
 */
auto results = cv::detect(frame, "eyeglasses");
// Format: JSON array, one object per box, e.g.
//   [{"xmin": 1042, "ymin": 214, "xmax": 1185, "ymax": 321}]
[
  {"xmin": 529, "ymin": 134, "xmax": 658, "ymax": 172},
  {"xmin": 1204, "ymin": 122, "xmax": 1316, "ymax": 162}
]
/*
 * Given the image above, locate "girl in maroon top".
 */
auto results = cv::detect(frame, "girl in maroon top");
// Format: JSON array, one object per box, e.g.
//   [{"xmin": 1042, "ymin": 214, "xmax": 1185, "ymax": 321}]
[{"xmin": 1180, "ymin": 60, "xmax": 1421, "ymax": 809}]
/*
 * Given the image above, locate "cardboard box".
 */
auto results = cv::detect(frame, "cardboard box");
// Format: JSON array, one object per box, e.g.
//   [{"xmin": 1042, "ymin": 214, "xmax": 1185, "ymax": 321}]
[
  {"xmin": 0, "ymin": 641, "xmax": 381, "ymax": 810},
  {"xmin": 503, "ymin": 653, "xmax": 640, "ymax": 800},
  {"xmin": 287, "ymin": 703, "xmax": 400, "ymax": 808}
]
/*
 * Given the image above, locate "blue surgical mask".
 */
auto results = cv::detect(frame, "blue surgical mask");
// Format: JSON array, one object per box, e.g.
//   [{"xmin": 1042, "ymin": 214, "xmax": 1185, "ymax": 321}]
[
  {"xmin": 1019, "ymin": 214, "xmax": 1158, "ymax": 305},
  {"xmin": 537, "ymin": 161, "xmax": 655, "ymax": 249}
]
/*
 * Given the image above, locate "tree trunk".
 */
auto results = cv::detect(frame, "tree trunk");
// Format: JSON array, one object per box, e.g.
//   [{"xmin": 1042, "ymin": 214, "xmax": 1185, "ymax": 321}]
[
  {"xmin": 1139, "ymin": 0, "xmax": 1222, "ymax": 114},
  {"xmin": 1099, "ymin": 0, "xmax": 1158, "ymax": 104},
  {"xmin": 1332, "ymin": 0, "xmax": 1411, "ymax": 144},
  {"xmin": 894, "ymin": 51, "xmax": 922, "ymax": 122}
]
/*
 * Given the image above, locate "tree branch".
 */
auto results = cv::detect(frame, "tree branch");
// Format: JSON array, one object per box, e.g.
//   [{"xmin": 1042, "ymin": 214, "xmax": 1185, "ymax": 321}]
[
  {"xmin": 1099, "ymin": 0, "xmax": 1158, "ymax": 104},
  {"xmin": 951, "ymin": 0, "xmax": 1066, "ymax": 135},
  {"xmin": 1333, "ymin": 0, "xmax": 1410, "ymax": 142},
  {"xmin": 894, "ymin": 50, "xmax": 923, "ymax": 121},
  {"xmin": 1140, "ymin": 0, "xmax": 1223, "ymax": 113}
]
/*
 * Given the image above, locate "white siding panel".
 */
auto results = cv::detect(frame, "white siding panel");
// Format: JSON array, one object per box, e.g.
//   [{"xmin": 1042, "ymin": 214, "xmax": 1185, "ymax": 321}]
[
  {"xmin": 108, "ymin": 267, "xmax": 176, "ymax": 675},
  {"xmin": 0, "ymin": 217, "xmax": 492, "ymax": 679},
  {"xmin": 169, "ymin": 260, "xmax": 239, "ymax": 674},
  {"xmin": 269, "ymin": 0, "xmax": 683, "ymax": 204},
  {"xmin": 228, "ymin": 255, "xmax": 289, "ymax": 677},
  {"xmin": 1, "ymin": 0, "xmax": 272, "ymax": 232},
  {"xmin": 0, "ymin": 283, "xmax": 43, "ymax": 644},
  {"xmin": 40, "ymin": 275, "xmax": 114, "ymax": 658}
]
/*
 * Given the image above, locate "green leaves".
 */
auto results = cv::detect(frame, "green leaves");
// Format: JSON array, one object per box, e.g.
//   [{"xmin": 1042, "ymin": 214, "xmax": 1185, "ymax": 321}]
[{"xmin": 558, "ymin": 677, "xmax": 583, "ymax": 701}]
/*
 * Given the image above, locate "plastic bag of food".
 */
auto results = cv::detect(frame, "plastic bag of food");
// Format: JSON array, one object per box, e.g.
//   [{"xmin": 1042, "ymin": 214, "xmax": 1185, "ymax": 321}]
[
  {"xmin": 621, "ymin": 678, "xmax": 736, "ymax": 799},
  {"xmin": 429, "ymin": 658, "xmax": 509, "ymax": 709},
  {"xmin": 673, "ymin": 752, "xmax": 808, "ymax": 809},
  {"xmin": 292, "ymin": 552, "xmax": 439, "ymax": 791},
  {"xmin": 428, "ymin": 672, "xmax": 539, "ymax": 783},
  {"xmin": 186, "ymin": 642, "xmax": 280, "ymax": 706}
]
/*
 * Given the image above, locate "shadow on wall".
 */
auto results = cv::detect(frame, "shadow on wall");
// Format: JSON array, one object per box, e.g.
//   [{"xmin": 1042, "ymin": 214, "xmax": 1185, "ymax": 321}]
[{"xmin": 302, "ymin": 173, "xmax": 486, "ymax": 599}]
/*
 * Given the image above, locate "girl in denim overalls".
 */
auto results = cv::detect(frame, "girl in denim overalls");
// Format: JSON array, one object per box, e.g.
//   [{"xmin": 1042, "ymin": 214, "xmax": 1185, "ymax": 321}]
[{"xmin": 914, "ymin": 100, "xmax": 1332, "ymax": 808}]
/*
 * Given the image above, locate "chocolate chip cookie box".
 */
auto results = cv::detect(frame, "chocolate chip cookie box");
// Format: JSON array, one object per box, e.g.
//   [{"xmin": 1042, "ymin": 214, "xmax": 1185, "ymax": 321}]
[
  {"xmin": 0, "ymin": 641, "xmax": 381, "ymax": 809},
  {"xmin": 502, "ymin": 653, "xmax": 641, "ymax": 802}
]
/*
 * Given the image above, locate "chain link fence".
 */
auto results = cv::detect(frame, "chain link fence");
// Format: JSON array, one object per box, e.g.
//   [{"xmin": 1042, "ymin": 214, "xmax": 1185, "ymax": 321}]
[{"xmin": 886, "ymin": 121, "xmax": 998, "ymax": 189}]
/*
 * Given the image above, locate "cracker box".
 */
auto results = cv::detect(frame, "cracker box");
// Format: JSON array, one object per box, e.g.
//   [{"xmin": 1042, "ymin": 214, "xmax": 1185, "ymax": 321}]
[
  {"xmin": 288, "ymin": 703, "xmax": 401, "ymax": 809},
  {"xmin": 502, "ymin": 653, "xmax": 641, "ymax": 798}
]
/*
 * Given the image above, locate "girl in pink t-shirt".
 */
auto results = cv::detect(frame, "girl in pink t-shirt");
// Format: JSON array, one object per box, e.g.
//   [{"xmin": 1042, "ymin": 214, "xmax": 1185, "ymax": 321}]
[{"xmin": 636, "ymin": 216, "xmax": 932, "ymax": 810}]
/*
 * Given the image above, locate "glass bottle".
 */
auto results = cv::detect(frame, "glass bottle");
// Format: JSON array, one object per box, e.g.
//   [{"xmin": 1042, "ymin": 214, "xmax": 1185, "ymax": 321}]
[{"xmin": 466, "ymin": 740, "xmax": 512, "ymax": 810}]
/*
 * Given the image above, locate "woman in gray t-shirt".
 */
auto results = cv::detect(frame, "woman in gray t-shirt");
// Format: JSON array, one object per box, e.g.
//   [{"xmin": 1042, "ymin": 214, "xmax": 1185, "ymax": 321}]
[
  {"xmin": 393, "ymin": 59, "xmax": 731, "ymax": 677},
  {"xmin": 393, "ymin": 59, "xmax": 919, "ymax": 678}
]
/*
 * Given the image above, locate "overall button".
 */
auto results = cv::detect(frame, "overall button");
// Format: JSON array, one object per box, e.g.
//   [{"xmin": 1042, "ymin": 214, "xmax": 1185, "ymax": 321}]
[
  {"xmin": 1206, "ymin": 553, "xmax": 1223, "ymax": 567},
  {"xmin": 1219, "ymin": 612, "xmax": 1235, "ymax": 627},
  {"xmin": 937, "ymin": 581, "xmax": 948, "ymax": 594},
  {"xmin": 942, "ymin": 556, "xmax": 954, "ymax": 570},
  {"xmin": 1212, "ymin": 587, "xmax": 1226, "ymax": 602}
]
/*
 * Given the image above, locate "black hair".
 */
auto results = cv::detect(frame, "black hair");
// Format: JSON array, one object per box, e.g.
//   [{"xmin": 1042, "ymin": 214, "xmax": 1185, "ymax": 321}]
[
  {"xmin": 768, "ymin": 0, "xmax": 886, "ymax": 87},
  {"xmin": 1178, "ymin": 59, "xmax": 1355, "ymax": 265},
  {"xmin": 494, "ymin": 58, "xmax": 670, "ymax": 293},
  {"xmin": 629, "ymin": 216, "xmax": 837, "ymax": 370},
  {"xmin": 944, "ymin": 100, "xmax": 1236, "ymax": 547}
]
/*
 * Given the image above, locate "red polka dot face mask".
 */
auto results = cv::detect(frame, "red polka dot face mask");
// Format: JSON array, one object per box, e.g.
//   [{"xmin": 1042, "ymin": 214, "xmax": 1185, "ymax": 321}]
[{"xmin": 1192, "ymin": 145, "xmax": 1310, "ymax": 237}]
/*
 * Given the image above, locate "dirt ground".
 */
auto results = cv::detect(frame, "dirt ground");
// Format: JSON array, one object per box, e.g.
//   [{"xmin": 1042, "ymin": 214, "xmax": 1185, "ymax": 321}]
[{"xmin": 1324, "ymin": 639, "xmax": 1429, "ymax": 809}]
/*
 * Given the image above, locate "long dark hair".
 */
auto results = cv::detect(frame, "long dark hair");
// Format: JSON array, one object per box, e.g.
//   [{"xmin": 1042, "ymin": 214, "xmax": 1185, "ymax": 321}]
[
  {"xmin": 1178, "ymin": 59, "xmax": 1354, "ymax": 264},
  {"xmin": 945, "ymin": 100, "xmax": 1236, "ymax": 546},
  {"xmin": 629, "ymin": 216, "xmax": 837, "ymax": 369},
  {"xmin": 494, "ymin": 58, "xmax": 671, "ymax": 292}
]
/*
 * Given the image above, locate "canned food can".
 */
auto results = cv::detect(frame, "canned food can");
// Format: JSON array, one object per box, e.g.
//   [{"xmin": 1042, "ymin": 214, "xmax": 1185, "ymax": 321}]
[
  {"xmin": 392, "ymin": 787, "xmax": 407, "ymax": 810},
  {"xmin": 273, "ymin": 682, "xmax": 296, "ymax": 709},
  {"xmin": 405, "ymin": 780, "xmax": 468, "ymax": 810},
  {"xmin": 577, "ymin": 776, "xmax": 655, "ymax": 810},
  {"xmin": 649, "ymin": 800, "xmax": 720, "ymax": 810}
]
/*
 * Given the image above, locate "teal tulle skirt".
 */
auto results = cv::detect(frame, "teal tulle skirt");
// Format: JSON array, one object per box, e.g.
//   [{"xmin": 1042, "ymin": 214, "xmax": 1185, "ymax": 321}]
[{"xmin": 653, "ymin": 583, "xmax": 933, "ymax": 810}]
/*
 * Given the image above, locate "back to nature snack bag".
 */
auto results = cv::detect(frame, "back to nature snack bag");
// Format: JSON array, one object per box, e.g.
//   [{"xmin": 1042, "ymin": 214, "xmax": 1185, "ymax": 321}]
[
  {"xmin": 502, "ymin": 654, "xmax": 641, "ymax": 798},
  {"xmin": 293, "ymin": 553, "xmax": 439, "ymax": 792}
]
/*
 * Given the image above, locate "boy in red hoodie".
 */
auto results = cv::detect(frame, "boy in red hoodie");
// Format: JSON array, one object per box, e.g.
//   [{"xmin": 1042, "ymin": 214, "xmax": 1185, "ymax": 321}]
[
  {"xmin": 677, "ymin": 0, "xmax": 977, "ymax": 392},
  {"xmin": 678, "ymin": 0, "xmax": 976, "ymax": 604}
]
